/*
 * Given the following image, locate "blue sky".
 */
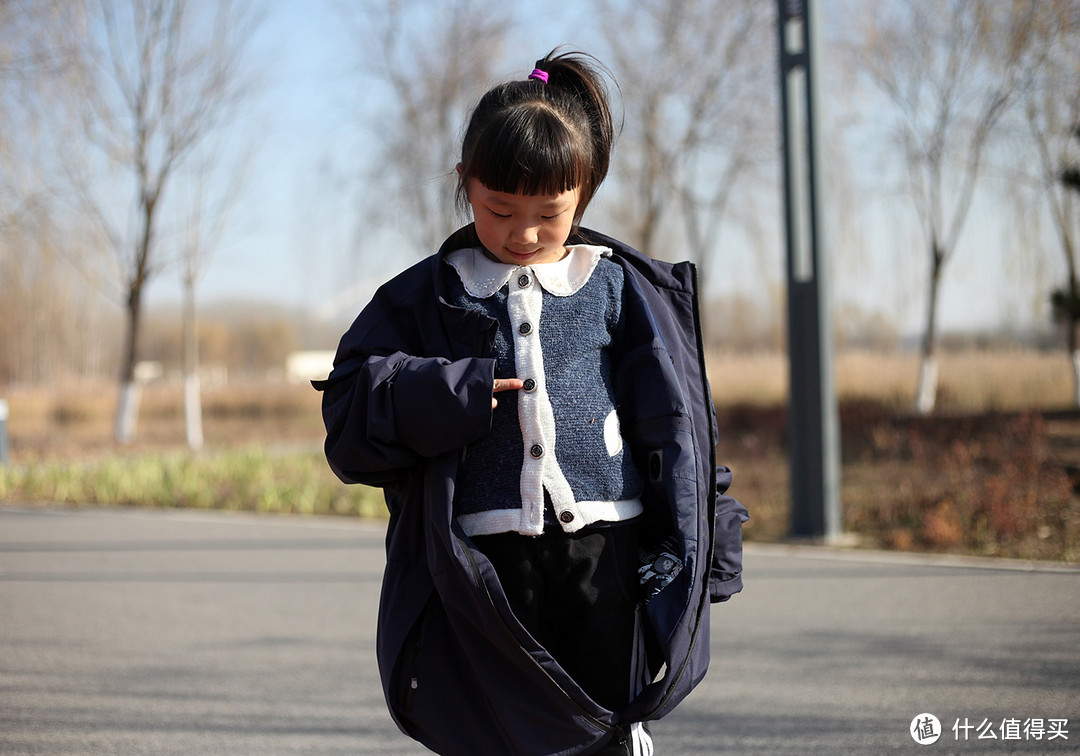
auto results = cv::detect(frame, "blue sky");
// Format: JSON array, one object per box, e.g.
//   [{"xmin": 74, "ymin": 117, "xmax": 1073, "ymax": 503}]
[
  {"xmin": 149, "ymin": 1, "xmax": 598, "ymax": 321},
  {"xmin": 163, "ymin": 2, "xmax": 361, "ymax": 314},
  {"xmin": 143, "ymin": 1, "xmax": 1051, "ymax": 339}
]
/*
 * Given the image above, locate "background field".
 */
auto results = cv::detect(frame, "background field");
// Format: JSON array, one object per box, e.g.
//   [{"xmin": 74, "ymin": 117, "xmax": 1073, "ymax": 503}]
[{"xmin": 2, "ymin": 348, "xmax": 1077, "ymax": 562}]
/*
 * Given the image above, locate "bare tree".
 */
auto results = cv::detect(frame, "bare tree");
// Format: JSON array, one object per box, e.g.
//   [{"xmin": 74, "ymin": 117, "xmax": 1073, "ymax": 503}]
[
  {"xmin": 174, "ymin": 145, "xmax": 250, "ymax": 451},
  {"xmin": 59, "ymin": 0, "xmax": 258, "ymax": 442},
  {"xmin": 844, "ymin": 0, "xmax": 1033, "ymax": 414},
  {"xmin": 595, "ymin": 0, "xmax": 776, "ymax": 293},
  {"xmin": 180, "ymin": 186, "xmax": 207, "ymax": 450},
  {"xmin": 1011, "ymin": 2, "xmax": 1080, "ymax": 405},
  {"xmin": 343, "ymin": 0, "xmax": 511, "ymax": 256},
  {"xmin": 1050, "ymin": 124, "xmax": 1080, "ymax": 403},
  {"xmin": 0, "ymin": 1, "xmax": 117, "ymax": 385}
]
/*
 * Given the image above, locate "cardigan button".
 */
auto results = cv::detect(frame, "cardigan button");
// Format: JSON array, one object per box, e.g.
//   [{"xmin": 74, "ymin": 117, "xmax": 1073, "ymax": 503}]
[
  {"xmin": 517, "ymin": 274, "xmax": 531, "ymax": 288},
  {"xmin": 558, "ymin": 511, "xmax": 575, "ymax": 524},
  {"xmin": 522, "ymin": 378, "xmax": 536, "ymax": 392},
  {"xmin": 518, "ymin": 322, "xmax": 532, "ymax": 336},
  {"xmin": 530, "ymin": 443, "xmax": 544, "ymax": 458}
]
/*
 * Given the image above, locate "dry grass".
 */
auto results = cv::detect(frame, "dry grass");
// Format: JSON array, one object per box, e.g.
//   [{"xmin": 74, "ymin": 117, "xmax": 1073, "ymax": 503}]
[
  {"xmin": 4, "ymin": 379, "xmax": 324, "ymax": 460},
  {"xmin": 714, "ymin": 405, "xmax": 1080, "ymax": 562},
  {"xmin": 2, "ymin": 348, "xmax": 1078, "ymax": 562},
  {"xmin": 707, "ymin": 348, "xmax": 1074, "ymax": 412},
  {"xmin": 6, "ymin": 348, "xmax": 1072, "ymax": 450},
  {"xmin": 702, "ymin": 347, "xmax": 1079, "ymax": 562}
]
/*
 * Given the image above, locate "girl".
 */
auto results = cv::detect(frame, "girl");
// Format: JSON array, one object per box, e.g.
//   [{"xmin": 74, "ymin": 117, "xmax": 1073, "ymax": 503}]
[{"xmin": 316, "ymin": 49, "xmax": 747, "ymax": 756}]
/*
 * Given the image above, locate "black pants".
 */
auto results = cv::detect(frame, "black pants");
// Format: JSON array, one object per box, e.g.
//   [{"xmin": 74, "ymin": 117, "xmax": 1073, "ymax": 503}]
[{"xmin": 471, "ymin": 521, "xmax": 641, "ymax": 712}]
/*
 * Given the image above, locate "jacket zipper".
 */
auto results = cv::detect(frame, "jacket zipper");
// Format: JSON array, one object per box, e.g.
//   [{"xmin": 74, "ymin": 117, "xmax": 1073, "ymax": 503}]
[
  {"xmin": 644, "ymin": 261, "xmax": 719, "ymax": 719},
  {"xmin": 399, "ymin": 598, "xmax": 431, "ymax": 711},
  {"xmin": 444, "ymin": 255, "xmax": 716, "ymax": 726},
  {"xmin": 458, "ymin": 535, "xmax": 611, "ymax": 734}
]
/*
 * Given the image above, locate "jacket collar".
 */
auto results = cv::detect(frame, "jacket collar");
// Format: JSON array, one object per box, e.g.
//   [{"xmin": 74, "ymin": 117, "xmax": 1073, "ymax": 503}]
[{"xmin": 445, "ymin": 245, "xmax": 611, "ymax": 298}]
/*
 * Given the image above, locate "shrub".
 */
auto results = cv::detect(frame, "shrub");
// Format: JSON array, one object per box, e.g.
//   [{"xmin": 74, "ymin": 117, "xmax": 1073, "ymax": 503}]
[{"xmin": 0, "ymin": 447, "xmax": 386, "ymax": 519}]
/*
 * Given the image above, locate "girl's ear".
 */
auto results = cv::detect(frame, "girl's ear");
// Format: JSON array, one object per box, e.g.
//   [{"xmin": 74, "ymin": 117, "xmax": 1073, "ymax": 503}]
[{"xmin": 455, "ymin": 163, "xmax": 463, "ymax": 177}]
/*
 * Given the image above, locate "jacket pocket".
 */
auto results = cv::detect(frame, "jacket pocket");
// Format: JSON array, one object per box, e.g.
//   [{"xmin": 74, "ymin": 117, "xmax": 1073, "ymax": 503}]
[
  {"xmin": 630, "ymin": 414, "xmax": 698, "ymax": 647},
  {"xmin": 391, "ymin": 595, "xmax": 435, "ymax": 711},
  {"xmin": 709, "ymin": 465, "xmax": 749, "ymax": 603}
]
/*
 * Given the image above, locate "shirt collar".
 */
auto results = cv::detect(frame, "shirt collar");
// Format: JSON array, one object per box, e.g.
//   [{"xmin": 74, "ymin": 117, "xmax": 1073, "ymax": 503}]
[{"xmin": 447, "ymin": 245, "xmax": 611, "ymax": 298}]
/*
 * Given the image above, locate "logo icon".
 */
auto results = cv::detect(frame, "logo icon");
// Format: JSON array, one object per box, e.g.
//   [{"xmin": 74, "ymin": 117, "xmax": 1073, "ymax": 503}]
[{"xmin": 911, "ymin": 713, "xmax": 942, "ymax": 745}]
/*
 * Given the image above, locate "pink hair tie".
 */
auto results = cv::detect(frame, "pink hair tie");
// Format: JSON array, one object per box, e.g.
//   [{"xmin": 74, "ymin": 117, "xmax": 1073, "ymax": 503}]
[{"xmin": 528, "ymin": 68, "xmax": 549, "ymax": 84}]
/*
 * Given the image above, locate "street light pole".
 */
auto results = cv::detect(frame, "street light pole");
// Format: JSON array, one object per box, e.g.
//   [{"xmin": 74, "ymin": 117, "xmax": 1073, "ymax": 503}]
[{"xmin": 777, "ymin": 0, "xmax": 841, "ymax": 540}]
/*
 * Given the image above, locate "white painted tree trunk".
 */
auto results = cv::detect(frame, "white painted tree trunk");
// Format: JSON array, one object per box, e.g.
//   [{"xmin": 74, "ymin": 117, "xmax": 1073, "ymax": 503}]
[
  {"xmin": 115, "ymin": 380, "xmax": 142, "ymax": 444},
  {"xmin": 915, "ymin": 354, "xmax": 938, "ymax": 416},
  {"xmin": 182, "ymin": 275, "xmax": 204, "ymax": 452},
  {"xmin": 184, "ymin": 373, "xmax": 204, "ymax": 451}
]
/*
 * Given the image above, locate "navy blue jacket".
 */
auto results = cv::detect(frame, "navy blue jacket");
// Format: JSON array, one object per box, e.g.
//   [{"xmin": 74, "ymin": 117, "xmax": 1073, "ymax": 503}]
[{"xmin": 315, "ymin": 226, "xmax": 748, "ymax": 755}]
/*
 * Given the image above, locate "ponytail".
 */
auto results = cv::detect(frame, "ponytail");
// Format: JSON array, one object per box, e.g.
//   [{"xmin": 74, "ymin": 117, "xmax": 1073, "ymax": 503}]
[{"xmin": 531, "ymin": 48, "xmax": 618, "ymax": 197}]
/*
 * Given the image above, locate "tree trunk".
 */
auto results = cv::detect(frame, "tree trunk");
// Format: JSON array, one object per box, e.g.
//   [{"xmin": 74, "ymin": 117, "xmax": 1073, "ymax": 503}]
[
  {"xmin": 1071, "ymin": 346, "xmax": 1080, "ymax": 410},
  {"xmin": 114, "ymin": 189, "xmax": 156, "ymax": 443},
  {"xmin": 1066, "ymin": 261, "xmax": 1080, "ymax": 409},
  {"xmin": 114, "ymin": 287, "xmax": 143, "ymax": 443},
  {"xmin": 115, "ymin": 380, "xmax": 142, "ymax": 444},
  {"xmin": 1069, "ymin": 285, "xmax": 1080, "ymax": 410},
  {"xmin": 182, "ymin": 275, "xmax": 204, "ymax": 451},
  {"xmin": 915, "ymin": 243, "xmax": 944, "ymax": 416},
  {"xmin": 915, "ymin": 355, "xmax": 938, "ymax": 416}
]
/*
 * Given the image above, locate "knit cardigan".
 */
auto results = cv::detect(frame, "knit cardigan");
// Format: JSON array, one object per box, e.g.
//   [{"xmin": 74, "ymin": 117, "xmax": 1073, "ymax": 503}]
[{"xmin": 445, "ymin": 245, "xmax": 643, "ymax": 536}]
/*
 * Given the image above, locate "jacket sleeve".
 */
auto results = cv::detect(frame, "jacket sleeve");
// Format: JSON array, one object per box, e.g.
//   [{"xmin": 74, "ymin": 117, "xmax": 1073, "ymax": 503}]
[
  {"xmin": 315, "ymin": 350, "xmax": 496, "ymax": 486},
  {"xmin": 313, "ymin": 266, "xmax": 498, "ymax": 488}
]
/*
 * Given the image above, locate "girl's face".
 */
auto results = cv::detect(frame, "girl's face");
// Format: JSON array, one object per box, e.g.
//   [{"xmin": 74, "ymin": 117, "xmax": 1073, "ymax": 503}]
[{"xmin": 465, "ymin": 179, "xmax": 580, "ymax": 266}]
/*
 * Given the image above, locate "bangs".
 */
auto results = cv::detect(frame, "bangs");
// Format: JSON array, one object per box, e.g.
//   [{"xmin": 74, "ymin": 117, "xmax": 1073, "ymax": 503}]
[{"xmin": 464, "ymin": 103, "xmax": 591, "ymax": 197}]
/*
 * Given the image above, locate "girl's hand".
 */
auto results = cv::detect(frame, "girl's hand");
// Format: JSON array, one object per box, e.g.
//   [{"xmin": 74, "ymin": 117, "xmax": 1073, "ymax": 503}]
[{"xmin": 492, "ymin": 378, "xmax": 524, "ymax": 409}]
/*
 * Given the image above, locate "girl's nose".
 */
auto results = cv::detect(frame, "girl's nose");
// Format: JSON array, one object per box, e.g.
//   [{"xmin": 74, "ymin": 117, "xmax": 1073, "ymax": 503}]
[{"xmin": 510, "ymin": 222, "xmax": 539, "ymax": 244}]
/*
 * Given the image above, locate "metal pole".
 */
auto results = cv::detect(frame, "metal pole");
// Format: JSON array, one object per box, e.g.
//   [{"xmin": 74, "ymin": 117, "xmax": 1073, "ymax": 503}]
[{"xmin": 777, "ymin": 0, "xmax": 841, "ymax": 540}]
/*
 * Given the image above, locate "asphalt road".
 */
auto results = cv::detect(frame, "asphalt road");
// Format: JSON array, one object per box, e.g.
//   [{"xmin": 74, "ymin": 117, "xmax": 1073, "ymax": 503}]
[{"xmin": 0, "ymin": 507, "xmax": 1077, "ymax": 755}]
